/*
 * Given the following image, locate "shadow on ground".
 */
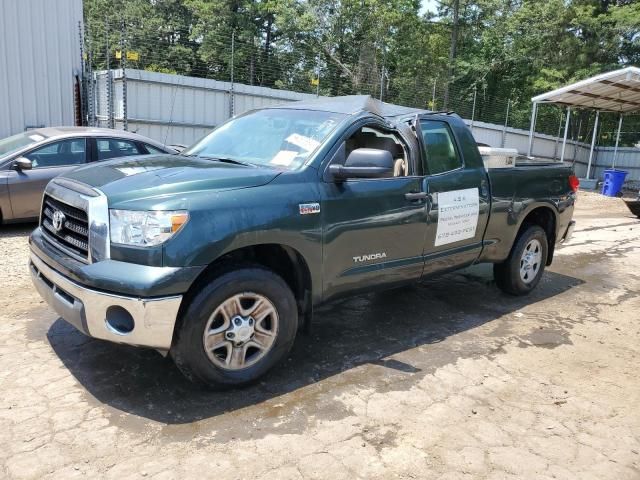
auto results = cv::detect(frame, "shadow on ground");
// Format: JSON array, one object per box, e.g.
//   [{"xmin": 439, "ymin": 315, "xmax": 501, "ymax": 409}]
[
  {"xmin": 0, "ymin": 222, "xmax": 37, "ymax": 238},
  {"xmin": 47, "ymin": 264, "xmax": 583, "ymax": 424}
]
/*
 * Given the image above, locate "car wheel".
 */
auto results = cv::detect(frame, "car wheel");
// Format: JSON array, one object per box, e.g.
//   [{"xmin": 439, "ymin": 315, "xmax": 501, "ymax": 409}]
[
  {"xmin": 494, "ymin": 225, "xmax": 548, "ymax": 296},
  {"xmin": 172, "ymin": 267, "xmax": 298, "ymax": 389}
]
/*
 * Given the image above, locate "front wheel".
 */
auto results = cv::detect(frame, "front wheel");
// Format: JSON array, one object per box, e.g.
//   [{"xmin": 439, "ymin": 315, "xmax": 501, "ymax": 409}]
[
  {"xmin": 171, "ymin": 267, "xmax": 298, "ymax": 389},
  {"xmin": 494, "ymin": 225, "xmax": 548, "ymax": 296}
]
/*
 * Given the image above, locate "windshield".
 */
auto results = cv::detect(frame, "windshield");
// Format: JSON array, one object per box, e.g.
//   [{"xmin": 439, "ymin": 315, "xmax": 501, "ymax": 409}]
[
  {"xmin": 183, "ymin": 109, "xmax": 346, "ymax": 170},
  {"xmin": 0, "ymin": 131, "xmax": 47, "ymax": 159}
]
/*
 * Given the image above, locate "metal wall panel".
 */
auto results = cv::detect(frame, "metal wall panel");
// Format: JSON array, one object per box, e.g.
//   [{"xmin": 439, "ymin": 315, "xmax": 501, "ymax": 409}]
[
  {"xmin": 471, "ymin": 120, "xmax": 640, "ymax": 182},
  {"xmin": 575, "ymin": 147, "xmax": 640, "ymax": 182},
  {"xmin": 0, "ymin": 0, "xmax": 83, "ymax": 138},
  {"xmin": 104, "ymin": 69, "xmax": 318, "ymax": 145},
  {"xmin": 95, "ymin": 68, "xmax": 640, "ymax": 183}
]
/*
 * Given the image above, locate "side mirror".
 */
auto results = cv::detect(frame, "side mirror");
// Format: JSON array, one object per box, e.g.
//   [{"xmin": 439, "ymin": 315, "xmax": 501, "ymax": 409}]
[
  {"xmin": 329, "ymin": 148, "xmax": 393, "ymax": 180},
  {"xmin": 13, "ymin": 157, "xmax": 33, "ymax": 171}
]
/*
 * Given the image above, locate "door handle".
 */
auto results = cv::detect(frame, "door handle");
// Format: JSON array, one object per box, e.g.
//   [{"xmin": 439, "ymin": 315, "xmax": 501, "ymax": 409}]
[{"xmin": 405, "ymin": 191, "xmax": 428, "ymax": 202}]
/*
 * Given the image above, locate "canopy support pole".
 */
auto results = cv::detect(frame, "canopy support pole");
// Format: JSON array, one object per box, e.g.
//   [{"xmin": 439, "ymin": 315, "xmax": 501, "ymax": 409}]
[
  {"xmin": 527, "ymin": 102, "xmax": 538, "ymax": 157},
  {"xmin": 560, "ymin": 107, "xmax": 571, "ymax": 162},
  {"xmin": 612, "ymin": 114, "xmax": 623, "ymax": 169},
  {"xmin": 586, "ymin": 110, "xmax": 599, "ymax": 179}
]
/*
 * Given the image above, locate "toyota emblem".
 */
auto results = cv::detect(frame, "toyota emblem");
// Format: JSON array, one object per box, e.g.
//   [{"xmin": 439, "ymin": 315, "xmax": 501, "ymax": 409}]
[{"xmin": 52, "ymin": 210, "xmax": 66, "ymax": 232}]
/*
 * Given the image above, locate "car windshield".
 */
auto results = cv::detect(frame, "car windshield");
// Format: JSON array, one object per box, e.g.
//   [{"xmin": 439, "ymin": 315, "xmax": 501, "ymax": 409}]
[
  {"xmin": 183, "ymin": 109, "xmax": 346, "ymax": 170},
  {"xmin": 0, "ymin": 131, "xmax": 47, "ymax": 159}
]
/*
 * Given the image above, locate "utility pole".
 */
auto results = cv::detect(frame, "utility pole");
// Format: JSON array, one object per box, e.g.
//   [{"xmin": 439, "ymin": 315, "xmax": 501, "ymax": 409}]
[{"xmin": 443, "ymin": 0, "xmax": 460, "ymax": 110}]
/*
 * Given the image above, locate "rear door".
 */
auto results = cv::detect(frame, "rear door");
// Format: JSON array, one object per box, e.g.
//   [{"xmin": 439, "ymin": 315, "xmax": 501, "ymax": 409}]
[
  {"xmin": 8, "ymin": 138, "xmax": 88, "ymax": 219},
  {"xmin": 415, "ymin": 116, "xmax": 490, "ymax": 276}
]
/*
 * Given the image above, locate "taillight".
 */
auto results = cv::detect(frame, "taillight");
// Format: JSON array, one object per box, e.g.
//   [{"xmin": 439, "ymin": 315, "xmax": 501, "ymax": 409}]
[{"xmin": 569, "ymin": 175, "xmax": 579, "ymax": 192}]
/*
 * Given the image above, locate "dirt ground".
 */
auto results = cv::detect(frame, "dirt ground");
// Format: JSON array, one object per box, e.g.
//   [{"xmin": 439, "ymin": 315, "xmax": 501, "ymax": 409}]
[{"xmin": 0, "ymin": 191, "xmax": 639, "ymax": 480}]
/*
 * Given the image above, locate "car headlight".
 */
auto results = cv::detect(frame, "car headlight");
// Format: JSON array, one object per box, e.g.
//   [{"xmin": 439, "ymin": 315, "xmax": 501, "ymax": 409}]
[{"xmin": 109, "ymin": 210, "xmax": 189, "ymax": 247}]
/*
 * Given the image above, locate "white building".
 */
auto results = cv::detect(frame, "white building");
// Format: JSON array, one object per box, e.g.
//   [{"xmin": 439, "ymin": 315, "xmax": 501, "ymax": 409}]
[{"xmin": 0, "ymin": 0, "xmax": 83, "ymax": 138}]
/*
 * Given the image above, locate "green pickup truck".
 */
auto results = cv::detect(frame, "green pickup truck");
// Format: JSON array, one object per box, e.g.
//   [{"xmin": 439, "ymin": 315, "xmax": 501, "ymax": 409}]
[{"xmin": 29, "ymin": 96, "xmax": 577, "ymax": 388}]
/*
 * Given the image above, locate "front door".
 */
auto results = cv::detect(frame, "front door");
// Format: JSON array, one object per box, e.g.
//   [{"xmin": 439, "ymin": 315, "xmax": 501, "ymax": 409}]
[
  {"xmin": 415, "ymin": 116, "xmax": 490, "ymax": 276},
  {"xmin": 320, "ymin": 123, "xmax": 429, "ymax": 300},
  {"xmin": 8, "ymin": 138, "xmax": 88, "ymax": 219}
]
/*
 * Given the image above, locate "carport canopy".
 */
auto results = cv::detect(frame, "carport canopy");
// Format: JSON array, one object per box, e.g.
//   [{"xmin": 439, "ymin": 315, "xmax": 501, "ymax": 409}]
[{"xmin": 527, "ymin": 66, "xmax": 640, "ymax": 178}]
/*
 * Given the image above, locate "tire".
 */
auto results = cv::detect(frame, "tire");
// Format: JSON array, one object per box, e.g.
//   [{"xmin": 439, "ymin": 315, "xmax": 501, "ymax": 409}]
[
  {"xmin": 493, "ymin": 224, "xmax": 548, "ymax": 296},
  {"xmin": 171, "ymin": 267, "xmax": 298, "ymax": 389}
]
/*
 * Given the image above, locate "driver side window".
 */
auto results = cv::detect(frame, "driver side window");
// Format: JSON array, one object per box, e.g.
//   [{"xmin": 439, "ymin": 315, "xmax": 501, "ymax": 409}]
[{"xmin": 342, "ymin": 126, "xmax": 409, "ymax": 177}]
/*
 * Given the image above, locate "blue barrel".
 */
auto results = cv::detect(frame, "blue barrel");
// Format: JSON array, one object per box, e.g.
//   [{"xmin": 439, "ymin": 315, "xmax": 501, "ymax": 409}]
[{"xmin": 601, "ymin": 169, "xmax": 628, "ymax": 197}]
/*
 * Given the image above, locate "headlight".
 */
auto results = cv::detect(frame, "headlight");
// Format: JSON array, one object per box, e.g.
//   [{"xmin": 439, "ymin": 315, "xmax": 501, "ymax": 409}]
[{"xmin": 109, "ymin": 210, "xmax": 189, "ymax": 247}]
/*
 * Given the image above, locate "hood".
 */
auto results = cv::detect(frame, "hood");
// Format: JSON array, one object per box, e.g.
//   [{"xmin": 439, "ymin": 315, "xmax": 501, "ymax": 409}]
[{"xmin": 62, "ymin": 154, "xmax": 282, "ymax": 205}]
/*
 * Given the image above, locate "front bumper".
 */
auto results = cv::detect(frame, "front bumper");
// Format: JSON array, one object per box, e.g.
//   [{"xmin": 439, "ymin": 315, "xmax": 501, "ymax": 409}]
[{"xmin": 30, "ymin": 252, "xmax": 182, "ymax": 351}]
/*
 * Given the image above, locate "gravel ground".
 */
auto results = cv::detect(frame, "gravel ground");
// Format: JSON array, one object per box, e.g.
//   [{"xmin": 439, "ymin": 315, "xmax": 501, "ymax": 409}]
[{"xmin": 0, "ymin": 191, "xmax": 639, "ymax": 479}]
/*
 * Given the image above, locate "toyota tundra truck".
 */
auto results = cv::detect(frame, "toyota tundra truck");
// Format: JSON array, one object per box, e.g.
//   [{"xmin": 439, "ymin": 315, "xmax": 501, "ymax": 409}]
[{"xmin": 29, "ymin": 96, "xmax": 577, "ymax": 388}]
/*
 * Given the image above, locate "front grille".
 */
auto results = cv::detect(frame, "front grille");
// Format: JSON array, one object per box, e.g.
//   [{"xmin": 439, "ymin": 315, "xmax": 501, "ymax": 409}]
[{"xmin": 41, "ymin": 194, "xmax": 89, "ymax": 260}]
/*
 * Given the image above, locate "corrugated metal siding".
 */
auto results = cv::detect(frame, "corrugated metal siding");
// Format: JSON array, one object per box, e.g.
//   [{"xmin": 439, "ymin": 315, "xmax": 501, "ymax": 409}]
[
  {"xmin": 574, "ymin": 147, "xmax": 640, "ymax": 182},
  {"xmin": 470, "ymin": 120, "xmax": 640, "ymax": 182},
  {"xmin": 98, "ymin": 69, "xmax": 318, "ymax": 145},
  {"xmin": 0, "ymin": 0, "xmax": 83, "ymax": 138}
]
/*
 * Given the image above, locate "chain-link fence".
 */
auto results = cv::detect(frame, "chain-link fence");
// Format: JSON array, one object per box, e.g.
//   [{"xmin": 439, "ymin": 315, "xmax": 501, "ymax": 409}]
[{"xmin": 79, "ymin": 17, "xmax": 639, "ymax": 150}]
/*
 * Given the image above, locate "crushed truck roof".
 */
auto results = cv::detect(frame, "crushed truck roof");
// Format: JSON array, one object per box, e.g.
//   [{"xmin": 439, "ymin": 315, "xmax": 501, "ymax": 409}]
[{"xmin": 274, "ymin": 95, "xmax": 429, "ymax": 118}]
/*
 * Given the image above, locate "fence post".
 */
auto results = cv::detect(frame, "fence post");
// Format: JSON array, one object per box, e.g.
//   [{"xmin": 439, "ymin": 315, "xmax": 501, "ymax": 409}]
[
  {"xmin": 470, "ymin": 84, "xmax": 477, "ymax": 131},
  {"xmin": 105, "ymin": 19, "xmax": 115, "ymax": 129},
  {"xmin": 88, "ymin": 49, "xmax": 94, "ymax": 126},
  {"xmin": 431, "ymin": 79, "xmax": 437, "ymax": 110},
  {"xmin": 501, "ymin": 98, "xmax": 510, "ymax": 148},
  {"xmin": 120, "ymin": 20, "xmax": 128, "ymax": 131},
  {"xmin": 586, "ymin": 111, "xmax": 600, "ymax": 179},
  {"xmin": 527, "ymin": 102, "xmax": 538, "ymax": 156},
  {"xmin": 315, "ymin": 56, "xmax": 320, "ymax": 97},
  {"xmin": 553, "ymin": 111, "xmax": 564, "ymax": 160},
  {"xmin": 229, "ymin": 29, "xmax": 235, "ymax": 119},
  {"xmin": 78, "ymin": 21, "xmax": 86, "ymax": 126},
  {"xmin": 560, "ymin": 107, "xmax": 571, "ymax": 162},
  {"xmin": 612, "ymin": 114, "xmax": 623, "ymax": 169}
]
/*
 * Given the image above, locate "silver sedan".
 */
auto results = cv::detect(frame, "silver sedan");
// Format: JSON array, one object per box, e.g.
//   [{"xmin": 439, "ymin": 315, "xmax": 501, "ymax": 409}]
[{"xmin": 0, "ymin": 127, "xmax": 175, "ymax": 223}]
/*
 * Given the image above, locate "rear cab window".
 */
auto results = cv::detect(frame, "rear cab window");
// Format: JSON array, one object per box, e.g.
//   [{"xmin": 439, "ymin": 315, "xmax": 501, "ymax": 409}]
[{"xmin": 419, "ymin": 120, "xmax": 463, "ymax": 175}]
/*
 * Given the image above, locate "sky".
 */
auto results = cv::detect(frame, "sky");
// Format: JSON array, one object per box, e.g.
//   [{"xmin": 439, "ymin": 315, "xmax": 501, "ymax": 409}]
[{"xmin": 420, "ymin": 0, "xmax": 439, "ymax": 15}]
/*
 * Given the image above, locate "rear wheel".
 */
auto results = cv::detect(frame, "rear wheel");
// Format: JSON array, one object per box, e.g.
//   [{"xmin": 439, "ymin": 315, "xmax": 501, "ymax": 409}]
[
  {"xmin": 172, "ymin": 267, "xmax": 298, "ymax": 388},
  {"xmin": 494, "ymin": 225, "xmax": 548, "ymax": 296}
]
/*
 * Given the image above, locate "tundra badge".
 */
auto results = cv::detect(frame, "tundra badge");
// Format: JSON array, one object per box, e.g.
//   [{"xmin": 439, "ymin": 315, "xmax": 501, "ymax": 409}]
[
  {"xmin": 299, "ymin": 203, "xmax": 321, "ymax": 215},
  {"xmin": 353, "ymin": 252, "xmax": 387, "ymax": 263}
]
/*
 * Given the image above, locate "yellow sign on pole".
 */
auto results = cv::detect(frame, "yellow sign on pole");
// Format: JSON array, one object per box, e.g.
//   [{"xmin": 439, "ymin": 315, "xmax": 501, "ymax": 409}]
[
  {"xmin": 311, "ymin": 78, "xmax": 319, "ymax": 86},
  {"xmin": 115, "ymin": 50, "xmax": 139, "ymax": 61}
]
